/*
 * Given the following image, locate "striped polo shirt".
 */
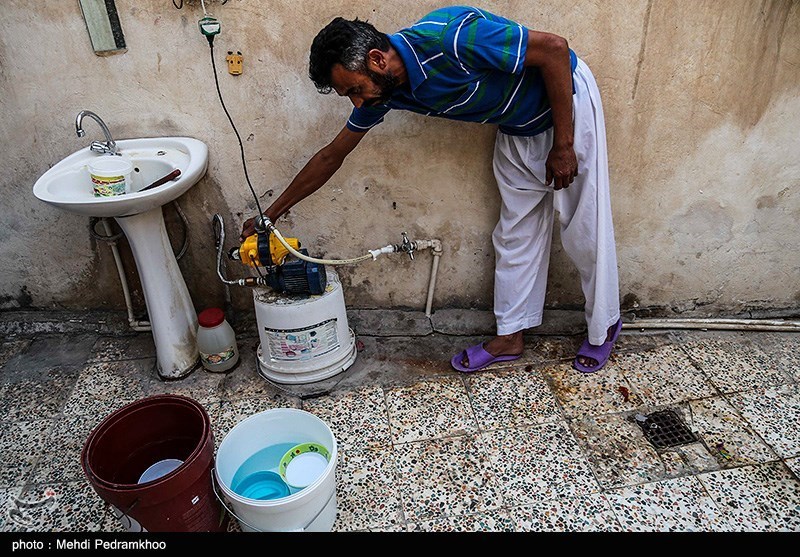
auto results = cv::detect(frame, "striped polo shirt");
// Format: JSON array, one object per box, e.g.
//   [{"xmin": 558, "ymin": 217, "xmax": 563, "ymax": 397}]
[{"xmin": 345, "ymin": 5, "xmax": 578, "ymax": 137}]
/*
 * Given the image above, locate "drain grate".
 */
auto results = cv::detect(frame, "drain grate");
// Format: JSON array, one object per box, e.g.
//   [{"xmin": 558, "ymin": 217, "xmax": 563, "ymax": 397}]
[{"xmin": 633, "ymin": 410, "xmax": 697, "ymax": 449}]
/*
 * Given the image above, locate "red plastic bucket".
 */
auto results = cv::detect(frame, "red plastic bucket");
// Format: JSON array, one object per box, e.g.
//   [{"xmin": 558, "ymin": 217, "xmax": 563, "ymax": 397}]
[{"xmin": 81, "ymin": 394, "xmax": 227, "ymax": 532}]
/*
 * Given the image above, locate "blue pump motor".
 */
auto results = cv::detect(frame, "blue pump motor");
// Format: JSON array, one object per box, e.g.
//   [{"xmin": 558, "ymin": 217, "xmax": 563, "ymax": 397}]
[{"xmin": 265, "ymin": 249, "xmax": 326, "ymax": 295}]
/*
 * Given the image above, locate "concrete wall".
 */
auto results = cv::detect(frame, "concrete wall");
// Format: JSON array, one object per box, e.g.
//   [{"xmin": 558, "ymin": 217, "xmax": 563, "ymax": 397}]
[{"xmin": 1, "ymin": 0, "xmax": 798, "ymax": 320}]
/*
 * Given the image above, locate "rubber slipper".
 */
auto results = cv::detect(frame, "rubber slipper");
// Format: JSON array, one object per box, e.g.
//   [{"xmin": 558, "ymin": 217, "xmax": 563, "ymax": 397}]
[
  {"xmin": 451, "ymin": 342, "xmax": 521, "ymax": 373},
  {"xmin": 573, "ymin": 318, "xmax": 623, "ymax": 374}
]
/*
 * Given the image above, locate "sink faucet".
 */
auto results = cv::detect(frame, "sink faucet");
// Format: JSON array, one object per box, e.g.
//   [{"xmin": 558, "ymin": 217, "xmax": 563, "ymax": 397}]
[{"xmin": 75, "ymin": 110, "xmax": 119, "ymax": 156}]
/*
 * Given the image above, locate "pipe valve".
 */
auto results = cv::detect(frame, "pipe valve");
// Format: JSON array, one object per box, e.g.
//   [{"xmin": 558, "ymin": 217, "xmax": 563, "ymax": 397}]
[{"xmin": 397, "ymin": 231, "xmax": 416, "ymax": 260}]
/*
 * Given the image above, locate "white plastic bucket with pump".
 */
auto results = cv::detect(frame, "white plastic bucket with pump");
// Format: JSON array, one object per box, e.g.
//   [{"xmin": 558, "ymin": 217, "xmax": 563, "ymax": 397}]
[
  {"xmin": 214, "ymin": 408, "xmax": 338, "ymax": 532},
  {"xmin": 253, "ymin": 269, "xmax": 357, "ymax": 384}
]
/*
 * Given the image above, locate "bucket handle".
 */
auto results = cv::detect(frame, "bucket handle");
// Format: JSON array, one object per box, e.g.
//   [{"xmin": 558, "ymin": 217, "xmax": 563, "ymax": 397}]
[
  {"xmin": 211, "ymin": 468, "xmax": 335, "ymax": 532},
  {"xmin": 107, "ymin": 497, "xmax": 144, "ymax": 532}
]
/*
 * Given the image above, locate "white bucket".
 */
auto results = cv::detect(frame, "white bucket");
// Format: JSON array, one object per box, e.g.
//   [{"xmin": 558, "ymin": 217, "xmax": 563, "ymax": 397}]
[
  {"xmin": 214, "ymin": 408, "xmax": 338, "ymax": 532},
  {"xmin": 253, "ymin": 269, "xmax": 357, "ymax": 384},
  {"xmin": 88, "ymin": 157, "xmax": 133, "ymax": 197}
]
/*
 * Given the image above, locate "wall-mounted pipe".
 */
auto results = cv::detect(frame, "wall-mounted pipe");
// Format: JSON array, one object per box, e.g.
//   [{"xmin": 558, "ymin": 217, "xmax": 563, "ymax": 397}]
[
  {"xmin": 623, "ymin": 317, "xmax": 800, "ymax": 332},
  {"xmin": 412, "ymin": 239, "xmax": 443, "ymax": 318},
  {"xmin": 99, "ymin": 219, "xmax": 151, "ymax": 332}
]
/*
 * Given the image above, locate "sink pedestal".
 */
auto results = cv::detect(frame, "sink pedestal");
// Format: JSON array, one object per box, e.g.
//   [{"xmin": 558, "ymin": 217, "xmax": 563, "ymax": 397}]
[{"xmin": 115, "ymin": 207, "xmax": 199, "ymax": 379}]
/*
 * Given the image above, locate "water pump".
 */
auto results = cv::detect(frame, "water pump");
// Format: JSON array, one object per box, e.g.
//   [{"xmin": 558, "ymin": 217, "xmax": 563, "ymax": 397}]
[
  {"xmin": 211, "ymin": 213, "xmax": 442, "ymax": 386},
  {"xmin": 228, "ymin": 231, "xmax": 327, "ymax": 295}
]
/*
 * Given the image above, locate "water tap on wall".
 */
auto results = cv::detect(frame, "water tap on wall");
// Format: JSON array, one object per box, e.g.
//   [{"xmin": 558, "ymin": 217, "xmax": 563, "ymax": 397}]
[{"xmin": 397, "ymin": 232, "xmax": 416, "ymax": 260}]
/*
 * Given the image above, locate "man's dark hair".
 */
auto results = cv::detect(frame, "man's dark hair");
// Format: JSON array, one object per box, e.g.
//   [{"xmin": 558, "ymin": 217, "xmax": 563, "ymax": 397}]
[{"xmin": 309, "ymin": 17, "xmax": 391, "ymax": 94}]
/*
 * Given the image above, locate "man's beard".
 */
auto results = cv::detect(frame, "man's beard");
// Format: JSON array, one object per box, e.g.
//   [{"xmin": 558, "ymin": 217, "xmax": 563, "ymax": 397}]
[{"xmin": 364, "ymin": 68, "xmax": 399, "ymax": 107}]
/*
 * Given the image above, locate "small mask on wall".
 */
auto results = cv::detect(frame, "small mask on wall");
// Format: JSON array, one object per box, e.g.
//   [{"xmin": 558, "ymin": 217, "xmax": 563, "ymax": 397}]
[{"xmin": 226, "ymin": 51, "xmax": 243, "ymax": 75}]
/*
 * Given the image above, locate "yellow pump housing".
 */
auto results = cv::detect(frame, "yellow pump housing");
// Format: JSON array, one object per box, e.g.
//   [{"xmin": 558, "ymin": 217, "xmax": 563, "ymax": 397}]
[{"xmin": 237, "ymin": 232, "xmax": 300, "ymax": 267}]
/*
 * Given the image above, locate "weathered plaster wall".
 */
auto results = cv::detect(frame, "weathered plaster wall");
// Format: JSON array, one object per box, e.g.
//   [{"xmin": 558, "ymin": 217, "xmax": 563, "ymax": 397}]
[{"xmin": 1, "ymin": 0, "xmax": 798, "ymax": 319}]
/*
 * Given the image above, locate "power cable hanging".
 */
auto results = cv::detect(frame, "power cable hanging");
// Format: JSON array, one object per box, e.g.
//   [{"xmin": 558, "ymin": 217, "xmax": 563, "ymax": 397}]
[{"xmin": 206, "ymin": 37, "xmax": 265, "ymax": 221}]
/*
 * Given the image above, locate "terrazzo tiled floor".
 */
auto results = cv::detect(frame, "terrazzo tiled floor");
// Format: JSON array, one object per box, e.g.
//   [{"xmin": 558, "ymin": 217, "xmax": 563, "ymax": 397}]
[{"xmin": 1, "ymin": 325, "xmax": 799, "ymax": 532}]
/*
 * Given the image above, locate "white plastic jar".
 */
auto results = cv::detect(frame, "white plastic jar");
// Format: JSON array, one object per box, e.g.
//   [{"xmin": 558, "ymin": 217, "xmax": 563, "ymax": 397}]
[
  {"xmin": 197, "ymin": 308, "xmax": 239, "ymax": 373},
  {"xmin": 88, "ymin": 156, "xmax": 132, "ymax": 197}
]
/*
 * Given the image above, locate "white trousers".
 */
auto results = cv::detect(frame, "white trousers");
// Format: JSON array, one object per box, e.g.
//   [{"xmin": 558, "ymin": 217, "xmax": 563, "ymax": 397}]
[{"xmin": 492, "ymin": 58, "xmax": 620, "ymax": 345}]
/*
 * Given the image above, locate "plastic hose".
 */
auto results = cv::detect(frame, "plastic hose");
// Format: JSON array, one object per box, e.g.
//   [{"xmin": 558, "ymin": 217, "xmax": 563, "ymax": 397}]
[{"xmin": 269, "ymin": 225, "xmax": 385, "ymax": 266}]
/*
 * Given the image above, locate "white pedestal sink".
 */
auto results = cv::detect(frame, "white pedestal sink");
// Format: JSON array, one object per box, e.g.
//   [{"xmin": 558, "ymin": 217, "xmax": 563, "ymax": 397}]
[{"xmin": 33, "ymin": 137, "xmax": 208, "ymax": 379}]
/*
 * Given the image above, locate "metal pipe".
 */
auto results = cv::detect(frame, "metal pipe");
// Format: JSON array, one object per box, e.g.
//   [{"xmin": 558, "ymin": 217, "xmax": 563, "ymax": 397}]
[
  {"xmin": 215, "ymin": 216, "xmax": 800, "ymax": 332},
  {"xmin": 623, "ymin": 317, "xmax": 800, "ymax": 332}
]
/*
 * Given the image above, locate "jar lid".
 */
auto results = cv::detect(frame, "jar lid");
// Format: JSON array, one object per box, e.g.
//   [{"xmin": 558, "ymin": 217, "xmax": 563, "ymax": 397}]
[{"xmin": 198, "ymin": 307, "xmax": 225, "ymax": 328}]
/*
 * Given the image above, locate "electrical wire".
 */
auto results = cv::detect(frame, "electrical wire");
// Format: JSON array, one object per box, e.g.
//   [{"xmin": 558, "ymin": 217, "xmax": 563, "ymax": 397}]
[
  {"xmin": 205, "ymin": 26, "xmax": 376, "ymax": 264},
  {"xmin": 249, "ymin": 253, "xmax": 266, "ymax": 279},
  {"xmin": 207, "ymin": 37, "xmax": 265, "ymax": 225}
]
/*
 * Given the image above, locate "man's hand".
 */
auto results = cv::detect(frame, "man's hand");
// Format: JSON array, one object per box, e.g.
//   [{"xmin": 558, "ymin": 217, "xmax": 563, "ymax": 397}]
[
  {"xmin": 524, "ymin": 31, "xmax": 576, "ymax": 190},
  {"xmin": 545, "ymin": 144, "xmax": 578, "ymax": 190},
  {"xmin": 239, "ymin": 216, "xmax": 257, "ymax": 242}
]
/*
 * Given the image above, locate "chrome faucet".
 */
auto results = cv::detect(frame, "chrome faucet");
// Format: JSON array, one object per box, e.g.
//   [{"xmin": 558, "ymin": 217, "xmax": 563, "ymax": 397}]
[{"xmin": 75, "ymin": 110, "xmax": 119, "ymax": 156}]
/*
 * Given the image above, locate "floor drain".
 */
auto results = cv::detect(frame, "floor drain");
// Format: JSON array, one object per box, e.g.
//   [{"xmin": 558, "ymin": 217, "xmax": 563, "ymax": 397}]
[{"xmin": 632, "ymin": 409, "xmax": 697, "ymax": 449}]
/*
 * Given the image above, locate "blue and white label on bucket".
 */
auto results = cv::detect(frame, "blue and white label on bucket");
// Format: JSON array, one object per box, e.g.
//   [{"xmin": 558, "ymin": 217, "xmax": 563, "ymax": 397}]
[{"xmin": 264, "ymin": 318, "xmax": 339, "ymax": 361}]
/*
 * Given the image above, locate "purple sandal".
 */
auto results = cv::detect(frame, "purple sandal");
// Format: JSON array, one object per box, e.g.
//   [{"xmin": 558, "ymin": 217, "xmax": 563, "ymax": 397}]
[
  {"xmin": 573, "ymin": 318, "xmax": 623, "ymax": 374},
  {"xmin": 451, "ymin": 343, "xmax": 522, "ymax": 373}
]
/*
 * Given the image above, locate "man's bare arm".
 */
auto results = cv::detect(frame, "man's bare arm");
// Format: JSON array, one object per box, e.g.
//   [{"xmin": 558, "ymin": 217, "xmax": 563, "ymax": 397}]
[
  {"xmin": 240, "ymin": 125, "xmax": 366, "ymax": 240},
  {"xmin": 523, "ymin": 30, "xmax": 577, "ymax": 190}
]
